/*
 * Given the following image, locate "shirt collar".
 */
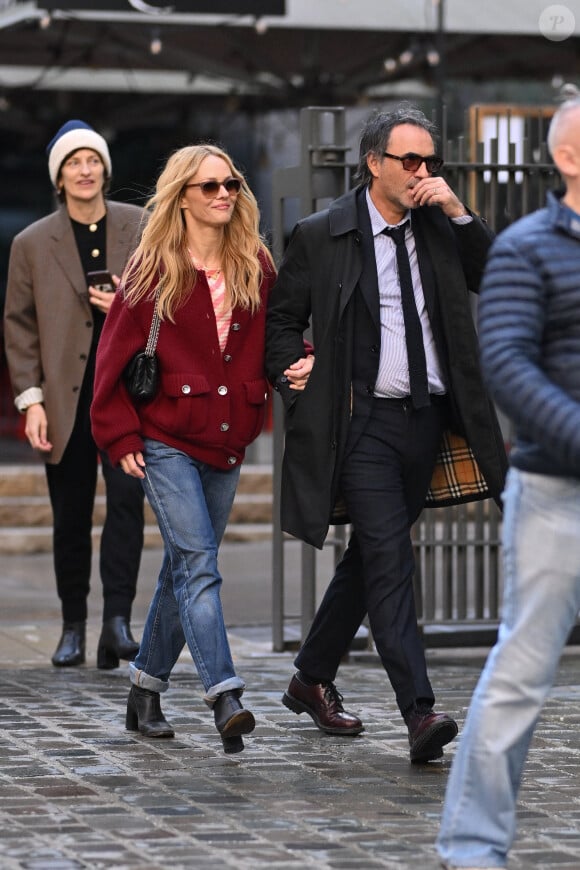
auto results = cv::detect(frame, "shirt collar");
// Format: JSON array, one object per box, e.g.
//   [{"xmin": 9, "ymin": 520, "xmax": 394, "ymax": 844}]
[
  {"xmin": 548, "ymin": 189, "xmax": 580, "ymax": 240},
  {"xmin": 366, "ymin": 187, "xmax": 411, "ymax": 237}
]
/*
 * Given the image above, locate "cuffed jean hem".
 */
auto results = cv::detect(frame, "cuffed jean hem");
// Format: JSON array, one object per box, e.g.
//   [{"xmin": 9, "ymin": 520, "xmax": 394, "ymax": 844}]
[
  {"xmin": 129, "ymin": 663, "xmax": 169, "ymax": 694},
  {"xmin": 203, "ymin": 676, "xmax": 245, "ymax": 707}
]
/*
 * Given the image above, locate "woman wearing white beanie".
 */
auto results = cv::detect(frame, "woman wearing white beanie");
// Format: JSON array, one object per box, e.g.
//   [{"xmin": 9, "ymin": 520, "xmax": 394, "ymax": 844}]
[{"xmin": 4, "ymin": 119, "xmax": 146, "ymax": 669}]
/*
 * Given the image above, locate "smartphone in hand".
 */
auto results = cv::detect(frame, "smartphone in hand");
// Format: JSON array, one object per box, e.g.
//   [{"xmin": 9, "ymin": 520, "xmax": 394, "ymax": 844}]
[{"xmin": 87, "ymin": 270, "xmax": 114, "ymax": 292}]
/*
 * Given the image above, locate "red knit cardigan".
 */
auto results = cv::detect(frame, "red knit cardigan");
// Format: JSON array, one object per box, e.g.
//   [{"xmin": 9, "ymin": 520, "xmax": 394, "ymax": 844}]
[{"xmin": 91, "ymin": 252, "xmax": 276, "ymax": 470}]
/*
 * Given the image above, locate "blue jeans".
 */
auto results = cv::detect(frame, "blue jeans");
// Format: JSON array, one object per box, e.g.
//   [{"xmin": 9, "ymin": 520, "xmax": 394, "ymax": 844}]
[
  {"xmin": 130, "ymin": 439, "xmax": 244, "ymax": 705},
  {"xmin": 437, "ymin": 469, "xmax": 580, "ymax": 868}
]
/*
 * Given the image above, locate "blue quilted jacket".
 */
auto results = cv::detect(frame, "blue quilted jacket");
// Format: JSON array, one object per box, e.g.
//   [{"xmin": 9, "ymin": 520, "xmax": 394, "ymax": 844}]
[{"xmin": 478, "ymin": 190, "xmax": 580, "ymax": 478}]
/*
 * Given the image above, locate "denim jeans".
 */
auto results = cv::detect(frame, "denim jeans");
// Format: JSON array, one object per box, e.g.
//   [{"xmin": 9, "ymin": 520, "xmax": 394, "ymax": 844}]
[
  {"xmin": 130, "ymin": 439, "xmax": 244, "ymax": 705},
  {"xmin": 437, "ymin": 468, "xmax": 580, "ymax": 868}
]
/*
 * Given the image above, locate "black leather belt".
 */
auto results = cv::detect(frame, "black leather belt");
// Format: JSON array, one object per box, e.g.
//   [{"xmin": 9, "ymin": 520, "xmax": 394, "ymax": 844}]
[{"xmin": 375, "ymin": 394, "xmax": 447, "ymax": 406}]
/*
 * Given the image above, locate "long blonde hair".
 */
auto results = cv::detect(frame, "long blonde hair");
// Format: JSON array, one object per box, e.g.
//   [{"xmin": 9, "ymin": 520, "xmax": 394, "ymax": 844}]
[{"xmin": 123, "ymin": 144, "xmax": 274, "ymax": 321}]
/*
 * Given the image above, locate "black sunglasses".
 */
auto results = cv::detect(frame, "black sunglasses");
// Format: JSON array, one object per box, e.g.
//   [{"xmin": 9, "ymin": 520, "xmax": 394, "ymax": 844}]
[
  {"xmin": 383, "ymin": 152, "xmax": 444, "ymax": 173},
  {"xmin": 185, "ymin": 177, "xmax": 242, "ymax": 196}
]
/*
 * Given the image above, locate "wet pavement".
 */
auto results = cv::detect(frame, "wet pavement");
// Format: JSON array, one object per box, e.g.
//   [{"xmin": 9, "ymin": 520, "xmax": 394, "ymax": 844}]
[{"xmin": 1, "ymin": 546, "xmax": 580, "ymax": 869}]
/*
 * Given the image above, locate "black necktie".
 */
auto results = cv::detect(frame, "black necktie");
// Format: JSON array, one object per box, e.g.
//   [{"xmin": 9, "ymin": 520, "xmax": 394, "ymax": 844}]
[{"xmin": 382, "ymin": 222, "xmax": 430, "ymax": 409}]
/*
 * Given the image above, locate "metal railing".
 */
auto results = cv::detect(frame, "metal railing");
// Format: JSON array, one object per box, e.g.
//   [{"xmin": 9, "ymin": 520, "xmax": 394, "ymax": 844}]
[{"xmin": 412, "ymin": 500, "xmax": 502, "ymax": 647}]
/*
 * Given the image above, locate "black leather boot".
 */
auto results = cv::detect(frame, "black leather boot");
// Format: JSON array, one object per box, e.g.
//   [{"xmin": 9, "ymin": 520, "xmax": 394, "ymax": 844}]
[
  {"xmin": 51, "ymin": 621, "xmax": 86, "ymax": 667},
  {"xmin": 125, "ymin": 685, "xmax": 175, "ymax": 738},
  {"xmin": 213, "ymin": 689, "xmax": 255, "ymax": 754},
  {"xmin": 97, "ymin": 617, "xmax": 140, "ymax": 669}
]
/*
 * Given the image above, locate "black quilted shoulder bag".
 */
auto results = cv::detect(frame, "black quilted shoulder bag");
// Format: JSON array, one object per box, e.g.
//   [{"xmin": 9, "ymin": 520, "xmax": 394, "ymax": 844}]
[{"xmin": 123, "ymin": 295, "xmax": 161, "ymax": 402}]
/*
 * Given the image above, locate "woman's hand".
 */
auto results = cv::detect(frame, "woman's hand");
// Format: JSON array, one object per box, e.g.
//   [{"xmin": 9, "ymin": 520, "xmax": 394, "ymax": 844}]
[
  {"xmin": 24, "ymin": 403, "xmax": 52, "ymax": 452},
  {"xmin": 284, "ymin": 355, "xmax": 315, "ymax": 391},
  {"xmin": 120, "ymin": 451, "xmax": 146, "ymax": 479},
  {"xmin": 89, "ymin": 274, "xmax": 120, "ymax": 314}
]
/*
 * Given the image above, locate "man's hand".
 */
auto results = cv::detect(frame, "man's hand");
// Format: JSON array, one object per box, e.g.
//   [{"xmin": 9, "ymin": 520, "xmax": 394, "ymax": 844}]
[
  {"xmin": 284, "ymin": 355, "xmax": 315, "ymax": 391},
  {"xmin": 411, "ymin": 178, "xmax": 468, "ymax": 219},
  {"xmin": 24, "ymin": 403, "xmax": 53, "ymax": 453},
  {"xmin": 89, "ymin": 273, "xmax": 120, "ymax": 314},
  {"xmin": 120, "ymin": 451, "xmax": 146, "ymax": 479}
]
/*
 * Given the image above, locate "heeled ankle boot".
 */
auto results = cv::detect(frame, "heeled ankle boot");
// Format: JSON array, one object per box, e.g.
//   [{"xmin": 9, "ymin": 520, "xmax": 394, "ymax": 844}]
[
  {"xmin": 97, "ymin": 617, "xmax": 140, "ymax": 669},
  {"xmin": 213, "ymin": 689, "xmax": 255, "ymax": 754},
  {"xmin": 125, "ymin": 685, "xmax": 175, "ymax": 738},
  {"xmin": 51, "ymin": 621, "xmax": 86, "ymax": 667}
]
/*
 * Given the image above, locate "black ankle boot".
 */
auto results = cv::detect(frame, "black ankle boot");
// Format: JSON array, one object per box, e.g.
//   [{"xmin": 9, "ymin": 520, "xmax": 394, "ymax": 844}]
[
  {"xmin": 125, "ymin": 685, "xmax": 175, "ymax": 738},
  {"xmin": 97, "ymin": 617, "xmax": 140, "ymax": 669},
  {"xmin": 51, "ymin": 621, "xmax": 86, "ymax": 667},
  {"xmin": 213, "ymin": 690, "xmax": 255, "ymax": 753}
]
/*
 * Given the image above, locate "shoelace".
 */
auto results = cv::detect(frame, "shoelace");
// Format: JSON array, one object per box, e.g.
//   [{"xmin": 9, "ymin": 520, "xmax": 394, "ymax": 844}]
[{"xmin": 323, "ymin": 682, "xmax": 345, "ymax": 709}]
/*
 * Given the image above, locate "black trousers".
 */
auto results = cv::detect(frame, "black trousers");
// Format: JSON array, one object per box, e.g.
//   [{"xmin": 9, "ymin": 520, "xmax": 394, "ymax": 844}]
[
  {"xmin": 45, "ymin": 384, "xmax": 144, "ymax": 624},
  {"xmin": 295, "ymin": 396, "xmax": 446, "ymax": 717}
]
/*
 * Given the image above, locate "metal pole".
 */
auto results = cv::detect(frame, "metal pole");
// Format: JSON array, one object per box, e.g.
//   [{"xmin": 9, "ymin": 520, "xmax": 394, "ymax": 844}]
[
  {"xmin": 300, "ymin": 543, "xmax": 316, "ymax": 642},
  {"xmin": 271, "ymin": 393, "xmax": 286, "ymax": 651},
  {"xmin": 435, "ymin": 0, "xmax": 446, "ymax": 141}
]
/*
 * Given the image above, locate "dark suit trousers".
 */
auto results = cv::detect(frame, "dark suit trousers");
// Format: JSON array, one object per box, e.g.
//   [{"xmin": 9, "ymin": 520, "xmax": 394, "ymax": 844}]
[
  {"xmin": 45, "ymin": 376, "xmax": 144, "ymax": 623},
  {"xmin": 295, "ymin": 396, "xmax": 446, "ymax": 716}
]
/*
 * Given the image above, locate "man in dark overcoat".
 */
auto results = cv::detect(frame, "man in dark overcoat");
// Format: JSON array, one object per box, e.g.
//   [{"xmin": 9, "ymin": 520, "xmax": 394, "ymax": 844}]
[{"xmin": 265, "ymin": 103, "xmax": 507, "ymax": 763}]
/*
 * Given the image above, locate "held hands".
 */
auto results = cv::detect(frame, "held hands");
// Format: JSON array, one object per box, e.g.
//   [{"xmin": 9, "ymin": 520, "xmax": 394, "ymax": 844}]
[
  {"xmin": 24, "ymin": 404, "xmax": 53, "ymax": 453},
  {"xmin": 88, "ymin": 273, "xmax": 120, "ymax": 314},
  {"xmin": 411, "ymin": 178, "xmax": 468, "ymax": 219},
  {"xmin": 120, "ymin": 451, "xmax": 146, "ymax": 479},
  {"xmin": 283, "ymin": 355, "xmax": 315, "ymax": 391}
]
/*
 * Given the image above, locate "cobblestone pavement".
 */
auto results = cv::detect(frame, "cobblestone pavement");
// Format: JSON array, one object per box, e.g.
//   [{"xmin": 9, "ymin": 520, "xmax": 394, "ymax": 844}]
[{"xmin": 1, "ymin": 550, "xmax": 580, "ymax": 868}]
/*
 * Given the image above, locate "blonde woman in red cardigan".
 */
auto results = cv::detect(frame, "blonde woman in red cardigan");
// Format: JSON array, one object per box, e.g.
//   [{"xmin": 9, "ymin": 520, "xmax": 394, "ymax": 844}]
[{"xmin": 91, "ymin": 144, "xmax": 302, "ymax": 753}]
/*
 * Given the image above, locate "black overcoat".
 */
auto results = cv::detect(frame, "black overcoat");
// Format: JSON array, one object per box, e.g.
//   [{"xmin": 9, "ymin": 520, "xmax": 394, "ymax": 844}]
[{"xmin": 265, "ymin": 187, "xmax": 507, "ymax": 549}]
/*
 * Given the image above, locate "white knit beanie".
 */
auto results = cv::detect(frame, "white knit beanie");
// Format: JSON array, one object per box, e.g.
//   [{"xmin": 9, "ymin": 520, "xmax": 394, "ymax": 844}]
[{"xmin": 46, "ymin": 119, "xmax": 112, "ymax": 187}]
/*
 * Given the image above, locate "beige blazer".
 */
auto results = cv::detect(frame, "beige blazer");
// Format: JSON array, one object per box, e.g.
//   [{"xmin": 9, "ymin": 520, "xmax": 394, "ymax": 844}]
[{"xmin": 4, "ymin": 200, "xmax": 145, "ymax": 464}]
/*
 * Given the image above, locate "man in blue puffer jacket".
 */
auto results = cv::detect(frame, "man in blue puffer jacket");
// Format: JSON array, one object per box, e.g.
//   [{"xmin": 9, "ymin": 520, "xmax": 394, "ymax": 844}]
[{"xmin": 437, "ymin": 96, "xmax": 580, "ymax": 870}]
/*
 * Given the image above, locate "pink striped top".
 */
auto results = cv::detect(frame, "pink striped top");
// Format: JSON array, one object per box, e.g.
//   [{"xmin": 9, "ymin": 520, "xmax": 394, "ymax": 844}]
[{"xmin": 192, "ymin": 259, "xmax": 232, "ymax": 352}]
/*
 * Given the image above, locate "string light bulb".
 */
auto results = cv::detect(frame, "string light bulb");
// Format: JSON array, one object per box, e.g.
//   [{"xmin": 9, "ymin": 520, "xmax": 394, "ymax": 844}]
[
  {"xmin": 150, "ymin": 31, "xmax": 162, "ymax": 55},
  {"xmin": 426, "ymin": 48, "xmax": 441, "ymax": 66}
]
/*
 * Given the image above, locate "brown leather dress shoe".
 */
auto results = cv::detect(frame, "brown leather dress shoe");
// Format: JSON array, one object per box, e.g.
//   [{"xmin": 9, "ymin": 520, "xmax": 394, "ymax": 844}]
[
  {"xmin": 282, "ymin": 674, "xmax": 364, "ymax": 735},
  {"xmin": 406, "ymin": 707, "xmax": 458, "ymax": 763}
]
